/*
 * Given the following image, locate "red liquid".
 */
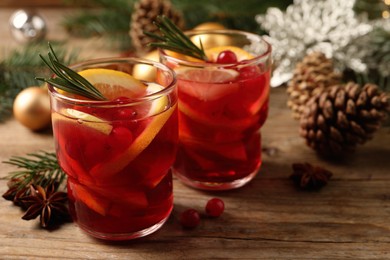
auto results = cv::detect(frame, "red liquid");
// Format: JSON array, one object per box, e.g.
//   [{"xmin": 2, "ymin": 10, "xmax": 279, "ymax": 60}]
[
  {"xmin": 174, "ymin": 66, "xmax": 270, "ymax": 185},
  {"xmin": 52, "ymin": 96, "xmax": 178, "ymax": 237}
]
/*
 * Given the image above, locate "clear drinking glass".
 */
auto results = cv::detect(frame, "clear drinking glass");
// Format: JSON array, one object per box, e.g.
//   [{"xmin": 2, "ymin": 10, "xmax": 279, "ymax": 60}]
[
  {"xmin": 48, "ymin": 58, "xmax": 178, "ymax": 240},
  {"xmin": 160, "ymin": 30, "xmax": 272, "ymax": 190}
]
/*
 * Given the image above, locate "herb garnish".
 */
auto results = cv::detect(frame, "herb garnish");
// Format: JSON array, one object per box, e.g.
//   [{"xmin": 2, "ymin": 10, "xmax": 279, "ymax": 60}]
[
  {"xmin": 36, "ymin": 43, "xmax": 106, "ymax": 100},
  {"xmin": 145, "ymin": 15, "xmax": 208, "ymax": 61}
]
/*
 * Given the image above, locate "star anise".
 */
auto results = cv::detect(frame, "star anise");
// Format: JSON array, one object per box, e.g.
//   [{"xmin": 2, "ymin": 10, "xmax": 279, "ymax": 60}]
[
  {"xmin": 290, "ymin": 162, "xmax": 333, "ymax": 191},
  {"xmin": 2, "ymin": 178, "xmax": 31, "ymax": 206},
  {"xmin": 18, "ymin": 184, "xmax": 69, "ymax": 228}
]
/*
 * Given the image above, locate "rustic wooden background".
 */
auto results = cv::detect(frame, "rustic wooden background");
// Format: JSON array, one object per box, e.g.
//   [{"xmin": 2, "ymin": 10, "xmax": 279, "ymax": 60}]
[{"xmin": 0, "ymin": 7, "xmax": 389, "ymax": 260}]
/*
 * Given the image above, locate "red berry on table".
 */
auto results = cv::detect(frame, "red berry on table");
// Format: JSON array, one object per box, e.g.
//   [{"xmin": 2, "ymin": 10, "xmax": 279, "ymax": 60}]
[
  {"xmin": 216, "ymin": 50, "xmax": 238, "ymax": 64},
  {"xmin": 180, "ymin": 209, "xmax": 200, "ymax": 228},
  {"xmin": 205, "ymin": 198, "xmax": 225, "ymax": 217}
]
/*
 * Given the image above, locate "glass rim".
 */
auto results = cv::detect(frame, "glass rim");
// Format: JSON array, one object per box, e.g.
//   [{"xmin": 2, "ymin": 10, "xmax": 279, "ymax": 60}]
[
  {"xmin": 48, "ymin": 57, "xmax": 177, "ymax": 107},
  {"xmin": 160, "ymin": 29, "xmax": 272, "ymax": 68}
]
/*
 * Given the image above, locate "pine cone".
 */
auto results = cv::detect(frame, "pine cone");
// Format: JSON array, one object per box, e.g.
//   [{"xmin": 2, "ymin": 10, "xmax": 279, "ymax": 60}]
[
  {"xmin": 130, "ymin": 0, "xmax": 185, "ymax": 54},
  {"xmin": 287, "ymin": 52, "xmax": 342, "ymax": 119},
  {"xmin": 300, "ymin": 82, "xmax": 389, "ymax": 155}
]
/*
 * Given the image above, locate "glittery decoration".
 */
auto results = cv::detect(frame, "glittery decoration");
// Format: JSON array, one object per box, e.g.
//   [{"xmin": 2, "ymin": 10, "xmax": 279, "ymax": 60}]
[
  {"xmin": 338, "ymin": 24, "xmax": 390, "ymax": 78},
  {"xmin": 256, "ymin": 0, "xmax": 374, "ymax": 87}
]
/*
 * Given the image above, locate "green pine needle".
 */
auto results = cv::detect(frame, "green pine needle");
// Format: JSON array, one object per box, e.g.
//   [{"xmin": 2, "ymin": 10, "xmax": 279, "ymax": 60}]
[
  {"xmin": 36, "ymin": 43, "xmax": 107, "ymax": 101},
  {"xmin": 145, "ymin": 15, "xmax": 208, "ymax": 61},
  {"xmin": 2, "ymin": 151, "xmax": 65, "ymax": 191}
]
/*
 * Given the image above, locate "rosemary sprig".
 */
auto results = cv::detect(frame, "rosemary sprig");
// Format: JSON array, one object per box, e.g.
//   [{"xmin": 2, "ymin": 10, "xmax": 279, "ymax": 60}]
[
  {"xmin": 2, "ymin": 151, "xmax": 66, "ymax": 192},
  {"xmin": 145, "ymin": 15, "xmax": 208, "ymax": 61},
  {"xmin": 36, "ymin": 43, "xmax": 106, "ymax": 101}
]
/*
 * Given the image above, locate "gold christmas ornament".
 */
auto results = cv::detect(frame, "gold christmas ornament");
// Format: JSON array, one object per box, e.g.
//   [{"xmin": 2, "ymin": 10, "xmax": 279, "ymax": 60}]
[
  {"xmin": 193, "ymin": 22, "xmax": 226, "ymax": 31},
  {"xmin": 132, "ymin": 50, "xmax": 159, "ymax": 81},
  {"xmin": 13, "ymin": 86, "xmax": 51, "ymax": 131},
  {"xmin": 191, "ymin": 22, "xmax": 230, "ymax": 49}
]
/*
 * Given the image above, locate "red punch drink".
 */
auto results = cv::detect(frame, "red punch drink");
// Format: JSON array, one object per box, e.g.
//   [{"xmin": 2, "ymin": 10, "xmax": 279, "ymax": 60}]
[
  {"xmin": 161, "ymin": 30, "xmax": 272, "ymax": 190},
  {"xmin": 48, "ymin": 58, "xmax": 178, "ymax": 240}
]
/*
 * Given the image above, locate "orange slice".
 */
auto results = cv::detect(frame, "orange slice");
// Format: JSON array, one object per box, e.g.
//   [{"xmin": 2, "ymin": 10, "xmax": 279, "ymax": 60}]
[
  {"xmin": 52, "ymin": 108, "xmax": 113, "ymax": 135},
  {"xmin": 70, "ymin": 182, "xmax": 148, "ymax": 216},
  {"xmin": 175, "ymin": 67, "xmax": 240, "ymax": 101},
  {"xmin": 78, "ymin": 68, "xmax": 146, "ymax": 100},
  {"xmin": 179, "ymin": 100, "xmax": 258, "ymax": 130},
  {"xmin": 90, "ymin": 84, "xmax": 175, "ymax": 178},
  {"xmin": 176, "ymin": 67, "xmax": 238, "ymax": 84},
  {"xmin": 70, "ymin": 183, "xmax": 109, "ymax": 216},
  {"xmin": 55, "ymin": 69, "xmax": 172, "ymax": 179},
  {"xmin": 205, "ymin": 46, "xmax": 254, "ymax": 62}
]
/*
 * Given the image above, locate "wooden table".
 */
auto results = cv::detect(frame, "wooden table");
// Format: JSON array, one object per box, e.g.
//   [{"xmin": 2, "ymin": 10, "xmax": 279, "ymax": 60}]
[{"xmin": 1, "ymin": 8, "xmax": 390, "ymax": 259}]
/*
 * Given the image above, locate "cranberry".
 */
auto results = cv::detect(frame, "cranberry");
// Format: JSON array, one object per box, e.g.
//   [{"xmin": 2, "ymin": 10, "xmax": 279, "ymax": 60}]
[
  {"xmin": 108, "ymin": 126, "xmax": 133, "ymax": 150},
  {"xmin": 180, "ymin": 209, "xmax": 200, "ymax": 228},
  {"xmin": 216, "ymin": 50, "xmax": 237, "ymax": 64},
  {"xmin": 114, "ymin": 108, "xmax": 136, "ymax": 120},
  {"xmin": 205, "ymin": 198, "xmax": 225, "ymax": 217},
  {"xmin": 238, "ymin": 65, "xmax": 260, "ymax": 80}
]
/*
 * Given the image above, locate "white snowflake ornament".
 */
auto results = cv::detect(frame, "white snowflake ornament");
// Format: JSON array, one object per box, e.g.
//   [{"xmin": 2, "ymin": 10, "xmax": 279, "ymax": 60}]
[{"xmin": 256, "ymin": 0, "xmax": 372, "ymax": 87}]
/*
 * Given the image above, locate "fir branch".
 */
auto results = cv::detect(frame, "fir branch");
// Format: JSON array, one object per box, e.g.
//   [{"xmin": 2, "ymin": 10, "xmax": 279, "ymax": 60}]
[
  {"xmin": 61, "ymin": 0, "xmax": 292, "ymax": 50},
  {"xmin": 145, "ymin": 16, "xmax": 208, "ymax": 61},
  {"xmin": 62, "ymin": 0, "xmax": 135, "ymax": 50},
  {"xmin": 36, "ymin": 43, "xmax": 106, "ymax": 101},
  {"xmin": 2, "ymin": 151, "xmax": 66, "ymax": 191},
  {"xmin": 0, "ymin": 43, "xmax": 77, "ymax": 122}
]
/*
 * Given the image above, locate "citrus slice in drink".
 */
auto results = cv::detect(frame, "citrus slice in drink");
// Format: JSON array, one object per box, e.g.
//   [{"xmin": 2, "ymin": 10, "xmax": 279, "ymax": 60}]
[
  {"xmin": 56, "ymin": 68, "xmax": 147, "ymax": 100},
  {"xmin": 176, "ymin": 67, "xmax": 239, "ymax": 101},
  {"xmin": 70, "ymin": 182, "xmax": 109, "ymax": 216},
  {"xmin": 176, "ymin": 67, "xmax": 239, "ymax": 84},
  {"xmin": 53, "ymin": 108, "xmax": 113, "ymax": 135},
  {"xmin": 55, "ymin": 68, "xmax": 174, "ymax": 179},
  {"xmin": 78, "ymin": 68, "xmax": 147, "ymax": 100},
  {"xmin": 179, "ymin": 100, "xmax": 259, "ymax": 130},
  {"xmin": 205, "ymin": 45, "xmax": 254, "ymax": 62},
  {"xmin": 90, "ymin": 83, "xmax": 175, "ymax": 178}
]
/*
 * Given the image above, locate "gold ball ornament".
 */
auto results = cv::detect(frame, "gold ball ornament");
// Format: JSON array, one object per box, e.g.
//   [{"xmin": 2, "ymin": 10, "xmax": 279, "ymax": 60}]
[
  {"xmin": 193, "ymin": 22, "xmax": 226, "ymax": 31},
  {"xmin": 13, "ymin": 86, "xmax": 51, "ymax": 131},
  {"xmin": 191, "ymin": 22, "xmax": 231, "ymax": 49},
  {"xmin": 132, "ymin": 50, "xmax": 159, "ymax": 82}
]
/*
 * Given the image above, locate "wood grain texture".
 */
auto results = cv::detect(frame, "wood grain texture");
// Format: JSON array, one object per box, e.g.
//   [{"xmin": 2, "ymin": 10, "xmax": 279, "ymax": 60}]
[{"xmin": 0, "ymin": 8, "xmax": 389, "ymax": 260}]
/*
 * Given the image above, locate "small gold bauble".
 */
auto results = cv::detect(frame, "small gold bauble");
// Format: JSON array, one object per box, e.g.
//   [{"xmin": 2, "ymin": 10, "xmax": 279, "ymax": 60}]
[
  {"xmin": 191, "ymin": 22, "xmax": 231, "ymax": 49},
  {"xmin": 13, "ymin": 86, "xmax": 51, "ymax": 131},
  {"xmin": 193, "ymin": 22, "xmax": 226, "ymax": 31},
  {"xmin": 132, "ymin": 50, "xmax": 159, "ymax": 82}
]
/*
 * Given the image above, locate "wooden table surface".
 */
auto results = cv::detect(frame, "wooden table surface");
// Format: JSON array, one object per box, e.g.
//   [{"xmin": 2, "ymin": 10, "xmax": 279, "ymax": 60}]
[{"xmin": 1, "ymin": 8, "xmax": 390, "ymax": 260}]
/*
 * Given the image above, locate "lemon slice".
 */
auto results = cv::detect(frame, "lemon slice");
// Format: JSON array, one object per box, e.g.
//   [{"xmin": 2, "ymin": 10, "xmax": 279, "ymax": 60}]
[
  {"xmin": 90, "ymin": 84, "xmax": 175, "ymax": 177},
  {"xmin": 178, "ymin": 100, "xmax": 258, "ymax": 130},
  {"xmin": 175, "ymin": 67, "xmax": 239, "ymax": 101},
  {"xmin": 55, "ymin": 68, "xmax": 173, "ymax": 177},
  {"xmin": 205, "ymin": 45, "xmax": 254, "ymax": 62},
  {"xmin": 146, "ymin": 83, "xmax": 168, "ymax": 116},
  {"xmin": 71, "ymin": 183, "xmax": 109, "ymax": 216},
  {"xmin": 52, "ymin": 108, "xmax": 113, "ymax": 135},
  {"xmin": 176, "ymin": 67, "xmax": 239, "ymax": 84},
  {"xmin": 78, "ymin": 68, "xmax": 147, "ymax": 100}
]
